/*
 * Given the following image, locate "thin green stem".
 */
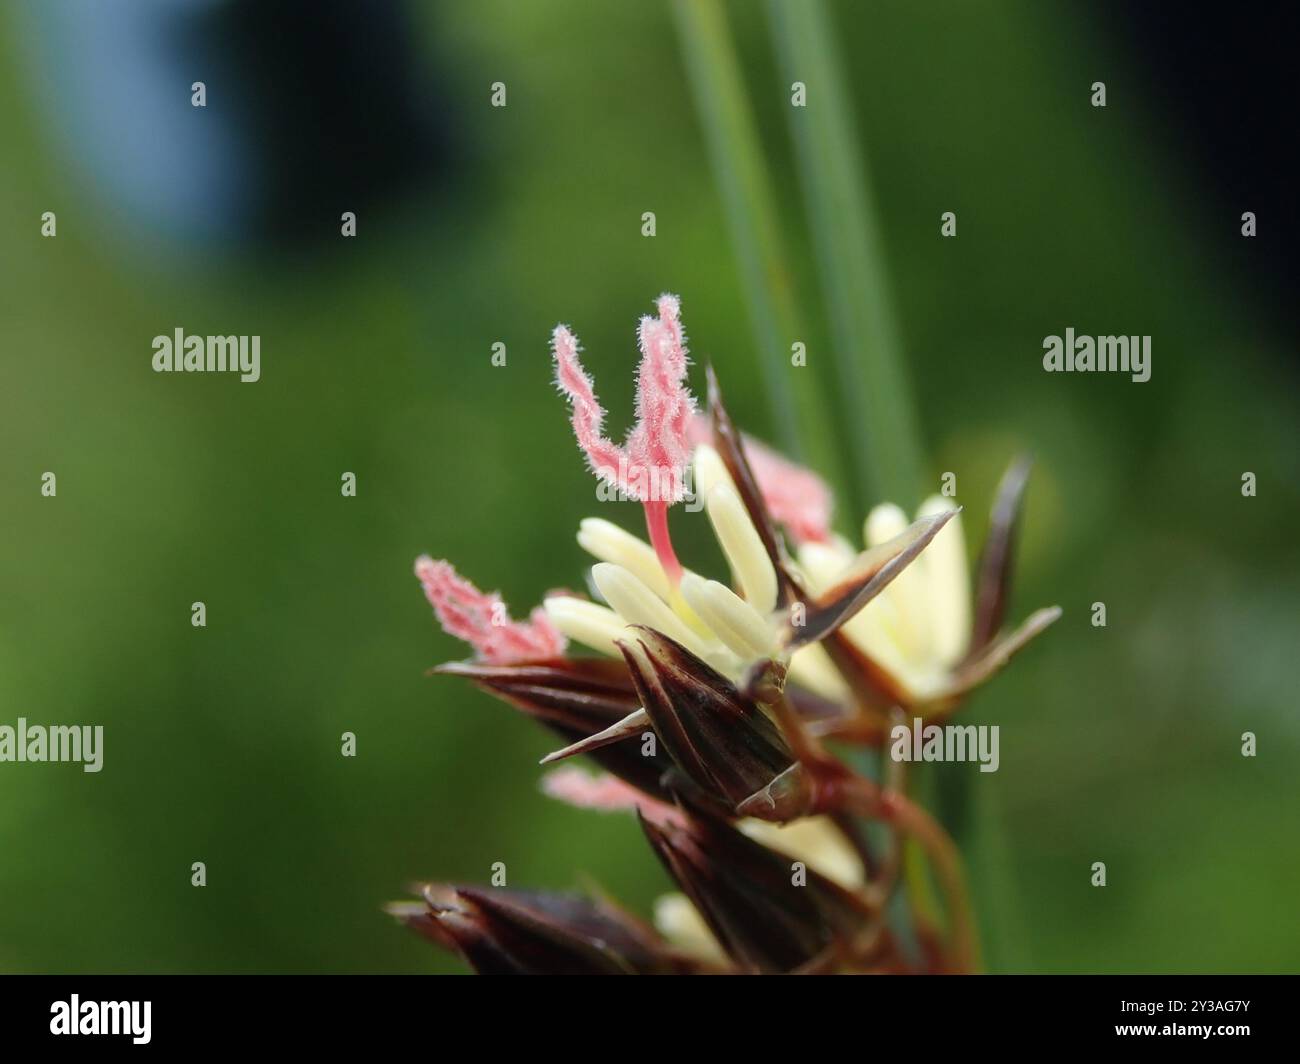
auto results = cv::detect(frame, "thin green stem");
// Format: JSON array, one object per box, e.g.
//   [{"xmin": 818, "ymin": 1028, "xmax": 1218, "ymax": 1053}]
[
  {"xmin": 671, "ymin": 0, "xmax": 850, "ymax": 505},
  {"xmin": 765, "ymin": 0, "xmax": 926, "ymax": 509},
  {"xmin": 835, "ymin": 776, "xmax": 980, "ymax": 973},
  {"xmin": 762, "ymin": 0, "xmax": 1022, "ymax": 972}
]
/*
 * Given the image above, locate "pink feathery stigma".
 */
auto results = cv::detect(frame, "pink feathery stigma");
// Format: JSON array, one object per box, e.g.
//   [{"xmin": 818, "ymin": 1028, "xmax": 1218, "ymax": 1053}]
[
  {"xmin": 654, "ymin": 294, "xmax": 692, "ymax": 447},
  {"xmin": 628, "ymin": 308, "xmax": 693, "ymax": 503},
  {"xmin": 552, "ymin": 295, "xmax": 697, "ymax": 582},
  {"xmin": 414, "ymin": 556, "xmax": 566, "ymax": 664},
  {"xmin": 540, "ymin": 766, "xmax": 687, "ymax": 828},
  {"xmin": 688, "ymin": 414, "xmax": 833, "ymax": 544},
  {"xmin": 551, "ymin": 325, "xmax": 628, "ymax": 494}
]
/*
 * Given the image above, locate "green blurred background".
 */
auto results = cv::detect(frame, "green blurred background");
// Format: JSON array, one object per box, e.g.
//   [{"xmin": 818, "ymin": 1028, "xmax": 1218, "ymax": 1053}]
[{"xmin": 1, "ymin": 0, "xmax": 1296, "ymax": 973}]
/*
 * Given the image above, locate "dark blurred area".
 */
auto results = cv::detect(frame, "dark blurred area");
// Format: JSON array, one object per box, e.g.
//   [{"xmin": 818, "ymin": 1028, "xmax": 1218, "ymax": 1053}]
[
  {"xmin": 1096, "ymin": 0, "xmax": 1296, "ymax": 336},
  {"xmin": 15, "ymin": 0, "xmax": 446, "ymax": 246},
  {"xmin": 209, "ymin": 0, "xmax": 446, "ymax": 242}
]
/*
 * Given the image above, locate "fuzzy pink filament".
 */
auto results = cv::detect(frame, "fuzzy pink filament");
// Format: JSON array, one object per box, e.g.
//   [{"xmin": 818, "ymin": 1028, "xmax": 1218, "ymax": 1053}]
[{"xmin": 414, "ymin": 556, "xmax": 566, "ymax": 663}]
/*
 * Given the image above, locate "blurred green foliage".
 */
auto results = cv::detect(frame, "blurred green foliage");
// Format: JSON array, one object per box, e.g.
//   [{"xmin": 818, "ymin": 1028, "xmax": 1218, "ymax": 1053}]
[{"xmin": 1, "ymin": 0, "xmax": 1296, "ymax": 973}]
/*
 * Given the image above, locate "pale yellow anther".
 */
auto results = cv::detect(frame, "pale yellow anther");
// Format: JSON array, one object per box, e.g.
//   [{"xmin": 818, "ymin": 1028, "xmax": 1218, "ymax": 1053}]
[
  {"xmin": 864, "ymin": 502, "xmax": 909, "ymax": 549},
  {"xmin": 653, "ymin": 893, "xmax": 727, "ymax": 965},
  {"xmin": 796, "ymin": 537, "xmax": 857, "ymax": 596},
  {"xmin": 787, "ymin": 643, "xmax": 850, "ymax": 701},
  {"xmin": 917, "ymin": 495, "xmax": 970, "ymax": 668},
  {"xmin": 680, "ymin": 572, "xmax": 774, "ymax": 661},
  {"xmin": 841, "ymin": 594, "xmax": 899, "ymax": 663},
  {"xmin": 692, "ymin": 443, "xmax": 732, "ymax": 502},
  {"xmin": 704, "ymin": 481, "xmax": 778, "ymax": 614},
  {"xmin": 863, "ymin": 503, "xmax": 932, "ymax": 662},
  {"xmin": 577, "ymin": 518, "xmax": 673, "ymax": 602},
  {"xmin": 542, "ymin": 596, "xmax": 625, "ymax": 658},
  {"xmin": 739, "ymin": 816, "xmax": 865, "ymax": 890},
  {"xmin": 591, "ymin": 563, "xmax": 712, "ymax": 659}
]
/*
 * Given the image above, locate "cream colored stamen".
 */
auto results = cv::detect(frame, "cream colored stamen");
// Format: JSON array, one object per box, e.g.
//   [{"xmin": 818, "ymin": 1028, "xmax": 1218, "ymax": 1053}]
[
  {"xmin": 577, "ymin": 517, "xmax": 673, "ymax": 601},
  {"xmin": 704, "ymin": 481, "xmax": 778, "ymax": 615},
  {"xmin": 590, "ymin": 563, "xmax": 713, "ymax": 660},
  {"xmin": 916, "ymin": 495, "xmax": 970, "ymax": 668},
  {"xmin": 680, "ymin": 572, "xmax": 773, "ymax": 661},
  {"xmin": 542, "ymin": 596, "xmax": 626, "ymax": 658}
]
